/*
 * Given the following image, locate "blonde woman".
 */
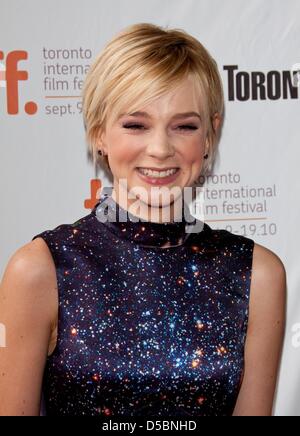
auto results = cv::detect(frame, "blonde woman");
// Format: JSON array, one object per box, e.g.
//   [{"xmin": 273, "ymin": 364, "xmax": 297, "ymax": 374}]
[{"xmin": 0, "ymin": 23, "xmax": 286, "ymax": 416}]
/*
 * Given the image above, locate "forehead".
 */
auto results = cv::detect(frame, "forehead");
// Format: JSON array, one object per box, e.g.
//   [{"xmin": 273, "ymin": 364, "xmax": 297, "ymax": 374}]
[
  {"xmin": 119, "ymin": 110, "xmax": 202, "ymax": 120},
  {"xmin": 110, "ymin": 74, "xmax": 206, "ymax": 126},
  {"xmin": 154, "ymin": 76, "xmax": 203, "ymax": 107},
  {"xmin": 122, "ymin": 79, "xmax": 203, "ymax": 115}
]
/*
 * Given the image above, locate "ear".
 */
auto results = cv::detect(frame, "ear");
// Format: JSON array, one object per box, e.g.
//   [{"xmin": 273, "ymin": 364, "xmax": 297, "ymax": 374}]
[
  {"xmin": 96, "ymin": 128, "xmax": 108, "ymax": 154},
  {"xmin": 204, "ymin": 135, "xmax": 210, "ymax": 155},
  {"xmin": 211, "ymin": 112, "xmax": 222, "ymax": 133},
  {"xmin": 204, "ymin": 112, "xmax": 222, "ymax": 154}
]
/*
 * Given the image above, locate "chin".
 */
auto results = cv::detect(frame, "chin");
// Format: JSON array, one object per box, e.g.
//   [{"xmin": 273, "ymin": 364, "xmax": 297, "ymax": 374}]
[{"xmin": 143, "ymin": 190, "xmax": 183, "ymax": 208}]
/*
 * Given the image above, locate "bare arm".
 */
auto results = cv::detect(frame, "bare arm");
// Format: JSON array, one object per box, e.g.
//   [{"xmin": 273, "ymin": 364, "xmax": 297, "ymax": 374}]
[
  {"xmin": 232, "ymin": 242, "xmax": 287, "ymax": 416},
  {"xmin": 0, "ymin": 238, "xmax": 58, "ymax": 416}
]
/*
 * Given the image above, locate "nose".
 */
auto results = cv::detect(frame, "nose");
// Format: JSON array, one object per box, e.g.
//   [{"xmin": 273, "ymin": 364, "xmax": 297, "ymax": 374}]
[{"xmin": 145, "ymin": 130, "xmax": 175, "ymax": 160}]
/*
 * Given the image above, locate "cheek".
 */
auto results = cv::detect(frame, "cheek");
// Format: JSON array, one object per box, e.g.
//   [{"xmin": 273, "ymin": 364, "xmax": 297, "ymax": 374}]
[
  {"xmin": 180, "ymin": 138, "xmax": 205, "ymax": 165},
  {"xmin": 108, "ymin": 134, "xmax": 140, "ymax": 164}
]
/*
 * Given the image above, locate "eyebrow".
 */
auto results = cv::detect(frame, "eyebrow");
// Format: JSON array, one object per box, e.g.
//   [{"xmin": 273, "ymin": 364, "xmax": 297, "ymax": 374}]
[{"xmin": 119, "ymin": 111, "xmax": 202, "ymax": 120}]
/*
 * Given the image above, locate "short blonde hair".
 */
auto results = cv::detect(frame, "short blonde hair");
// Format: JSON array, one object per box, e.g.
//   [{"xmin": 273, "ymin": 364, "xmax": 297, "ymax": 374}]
[{"xmin": 81, "ymin": 22, "xmax": 224, "ymax": 179}]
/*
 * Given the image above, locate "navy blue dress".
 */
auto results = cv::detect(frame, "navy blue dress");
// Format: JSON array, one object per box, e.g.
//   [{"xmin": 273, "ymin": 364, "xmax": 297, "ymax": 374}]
[{"xmin": 32, "ymin": 187, "xmax": 254, "ymax": 416}]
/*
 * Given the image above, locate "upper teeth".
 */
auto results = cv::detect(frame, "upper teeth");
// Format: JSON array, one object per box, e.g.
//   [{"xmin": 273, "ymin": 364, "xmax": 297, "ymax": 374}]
[{"xmin": 138, "ymin": 168, "xmax": 178, "ymax": 177}]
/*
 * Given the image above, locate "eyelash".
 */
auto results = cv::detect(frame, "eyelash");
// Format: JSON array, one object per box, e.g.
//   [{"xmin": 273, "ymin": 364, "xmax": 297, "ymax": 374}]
[{"xmin": 122, "ymin": 124, "xmax": 198, "ymax": 131}]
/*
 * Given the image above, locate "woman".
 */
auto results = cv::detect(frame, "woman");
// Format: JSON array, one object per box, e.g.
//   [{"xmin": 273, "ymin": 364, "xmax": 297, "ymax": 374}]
[{"xmin": 0, "ymin": 23, "xmax": 286, "ymax": 416}]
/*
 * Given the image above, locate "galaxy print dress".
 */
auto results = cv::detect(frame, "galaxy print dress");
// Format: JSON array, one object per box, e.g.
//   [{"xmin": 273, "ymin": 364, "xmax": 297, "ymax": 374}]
[{"xmin": 32, "ymin": 186, "xmax": 254, "ymax": 416}]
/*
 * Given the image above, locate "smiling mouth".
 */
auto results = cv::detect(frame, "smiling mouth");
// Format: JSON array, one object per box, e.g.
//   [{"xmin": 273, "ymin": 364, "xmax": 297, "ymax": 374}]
[{"xmin": 136, "ymin": 167, "xmax": 179, "ymax": 178}]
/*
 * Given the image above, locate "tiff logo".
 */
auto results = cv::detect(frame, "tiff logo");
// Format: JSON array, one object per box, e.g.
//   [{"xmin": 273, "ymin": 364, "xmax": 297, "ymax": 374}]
[
  {"xmin": 0, "ymin": 323, "xmax": 6, "ymax": 348},
  {"xmin": 0, "ymin": 50, "xmax": 37, "ymax": 115}
]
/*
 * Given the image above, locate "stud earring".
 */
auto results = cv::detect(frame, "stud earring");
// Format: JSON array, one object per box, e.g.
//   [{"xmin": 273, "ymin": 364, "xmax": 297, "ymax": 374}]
[{"xmin": 204, "ymin": 153, "xmax": 208, "ymax": 159}]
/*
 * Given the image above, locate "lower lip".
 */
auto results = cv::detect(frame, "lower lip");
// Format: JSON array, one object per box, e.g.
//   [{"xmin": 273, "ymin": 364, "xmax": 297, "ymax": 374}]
[{"xmin": 136, "ymin": 168, "xmax": 180, "ymax": 185}]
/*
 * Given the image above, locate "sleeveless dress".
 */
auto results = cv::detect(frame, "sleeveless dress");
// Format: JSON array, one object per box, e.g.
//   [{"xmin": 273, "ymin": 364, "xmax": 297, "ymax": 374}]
[{"xmin": 31, "ymin": 187, "xmax": 254, "ymax": 416}]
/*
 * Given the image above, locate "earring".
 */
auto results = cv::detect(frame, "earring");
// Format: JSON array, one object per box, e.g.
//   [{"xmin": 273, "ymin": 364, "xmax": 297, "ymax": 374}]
[
  {"xmin": 98, "ymin": 149, "xmax": 104, "ymax": 156},
  {"xmin": 204, "ymin": 153, "xmax": 208, "ymax": 159}
]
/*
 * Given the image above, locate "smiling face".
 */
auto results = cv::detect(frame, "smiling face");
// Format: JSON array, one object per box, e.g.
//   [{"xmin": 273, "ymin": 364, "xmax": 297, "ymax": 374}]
[{"xmin": 98, "ymin": 75, "xmax": 217, "ymax": 222}]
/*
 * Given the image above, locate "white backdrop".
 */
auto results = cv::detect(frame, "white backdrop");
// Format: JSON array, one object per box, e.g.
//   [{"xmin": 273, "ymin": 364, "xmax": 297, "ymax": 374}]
[{"xmin": 1, "ymin": 0, "xmax": 299, "ymax": 416}]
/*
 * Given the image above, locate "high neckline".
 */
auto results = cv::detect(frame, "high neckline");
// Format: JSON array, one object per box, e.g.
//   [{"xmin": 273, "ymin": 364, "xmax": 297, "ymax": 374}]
[{"xmin": 92, "ymin": 186, "xmax": 205, "ymax": 248}]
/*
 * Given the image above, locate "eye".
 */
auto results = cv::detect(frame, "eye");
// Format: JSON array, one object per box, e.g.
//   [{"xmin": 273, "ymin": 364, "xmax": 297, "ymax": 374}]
[
  {"xmin": 122, "ymin": 123, "xmax": 146, "ymax": 130},
  {"xmin": 177, "ymin": 125, "xmax": 198, "ymax": 130}
]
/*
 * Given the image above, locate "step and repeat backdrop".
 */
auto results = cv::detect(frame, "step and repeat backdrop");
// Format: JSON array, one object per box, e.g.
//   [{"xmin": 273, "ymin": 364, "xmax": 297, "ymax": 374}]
[{"xmin": 1, "ymin": 0, "xmax": 299, "ymax": 416}]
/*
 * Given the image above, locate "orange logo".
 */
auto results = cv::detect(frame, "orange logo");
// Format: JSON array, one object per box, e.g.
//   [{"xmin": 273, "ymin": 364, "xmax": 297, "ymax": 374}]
[
  {"xmin": 0, "ymin": 50, "xmax": 37, "ymax": 115},
  {"xmin": 84, "ymin": 179, "xmax": 103, "ymax": 210}
]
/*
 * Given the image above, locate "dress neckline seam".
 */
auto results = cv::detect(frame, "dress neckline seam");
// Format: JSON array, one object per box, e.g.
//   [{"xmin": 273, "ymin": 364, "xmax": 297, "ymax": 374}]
[{"xmin": 91, "ymin": 213, "xmax": 194, "ymax": 251}]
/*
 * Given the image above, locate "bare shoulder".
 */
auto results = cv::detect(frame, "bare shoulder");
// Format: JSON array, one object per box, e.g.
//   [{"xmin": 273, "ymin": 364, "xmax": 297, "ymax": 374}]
[
  {"xmin": 248, "ymin": 243, "xmax": 287, "ymax": 348},
  {"xmin": 0, "ymin": 237, "xmax": 58, "ymax": 330},
  {"xmin": 250, "ymin": 242, "xmax": 287, "ymax": 309},
  {"xmin": 252, "ymin": 241, "xmax": 286, "ymax": 276}
]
